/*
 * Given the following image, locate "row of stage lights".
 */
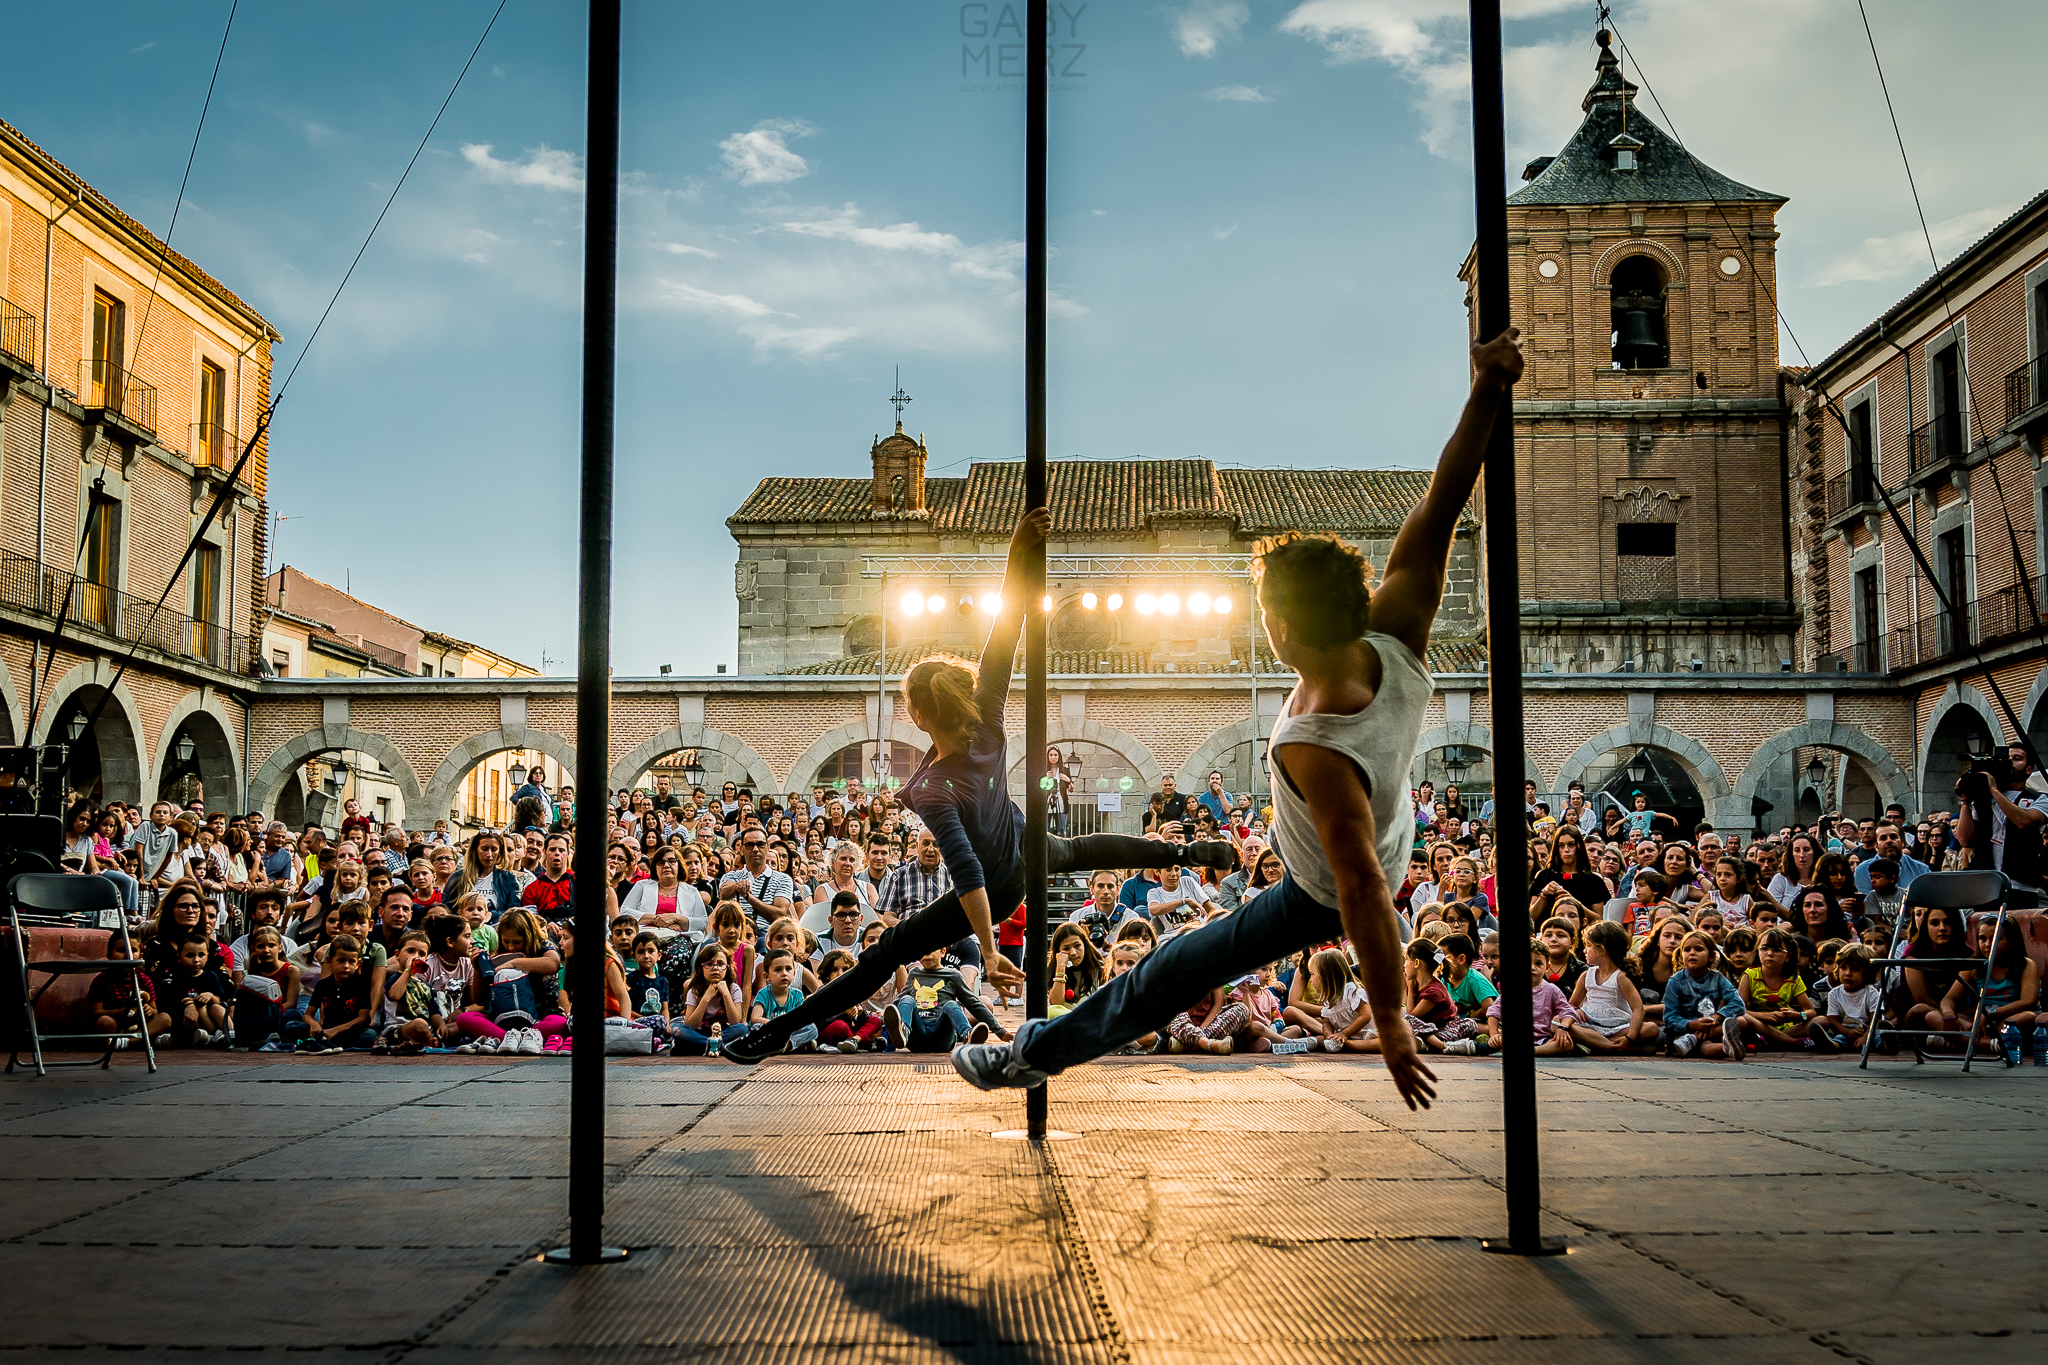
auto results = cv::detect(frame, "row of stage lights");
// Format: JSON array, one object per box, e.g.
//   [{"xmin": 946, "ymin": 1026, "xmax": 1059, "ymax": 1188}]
[{"xmin": 897, "ymin": 589, "xmax": 1235, "ymax": 618}]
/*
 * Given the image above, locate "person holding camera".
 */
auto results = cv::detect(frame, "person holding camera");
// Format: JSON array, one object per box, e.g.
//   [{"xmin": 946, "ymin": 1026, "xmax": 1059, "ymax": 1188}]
[{"xmin": 1956, "ymin": 744, "xmax": 2045, "ymax": 906}]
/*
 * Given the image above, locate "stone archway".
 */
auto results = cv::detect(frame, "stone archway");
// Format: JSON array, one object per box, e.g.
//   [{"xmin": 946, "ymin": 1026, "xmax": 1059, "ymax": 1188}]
[
  {"xmin": 785, "ymin": 721, "xmax": 930, "ymax": 798},
  {"xmin": 2021, "ymin": 662, "xmax": 2048, "ymax": 758},
  {"xmin": 0, "ymin": 654, "xmax": 23, "ymax": 747},
  {"xmin": 1402, "ymin": 722, "xmax": 1549, "ymax": 798},
  {"xmin": 422, "ymin": 727, "xmax": 579, "ymax": 829},
  {"xmin": 1918, "ymin": 683, "xmax": 2003, "ymax": 820},
  {"xmin": 151, "ymin": 691, "xmax": 245, "ymax": 811},
  {"xmin": 1005, "ymin": 720, "xmax": 1165, "ymax": 796},
  {"xmin": 248, "ymin": 726, "xmax": 424, "ymax": 822},
  {"xmin": 1554, "ymin": 721, "xmax": 1734, "ymax": 826},
  {"xmin": 607, "ymin": 726, "xmax": 779, "ymax": 802},
  {"xmin": 1733, "ymin": 721, "xmax": 1909, "ymax": 827},
  {"xmin": 31, "ymin": 661, "xmax": 148, "ymax": 805}
]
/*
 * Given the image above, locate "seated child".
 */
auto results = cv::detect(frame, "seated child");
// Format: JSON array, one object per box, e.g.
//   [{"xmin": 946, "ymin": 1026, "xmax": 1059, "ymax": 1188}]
[
  {"xmin": 453, "ymin": 908, "xmax": 564, "ymax": 1057},
  {"xmin": 1567, "ymin": 920, "xmax": 1655, "ymax": 1053},
  {"xmin": 233, "ymin": 925, "xmax": 300, "ymax": 1050},
  {"xmin": 1735, "ymin": 927, "xmax": 1827, "ymax": 1053},
  {"xmin": 1720, "ymin": 925, "xmax": 1758, "ymax": 978},
  {"xmin": 625, "ymin": 930, "xmax": 672, "ymax": 1035},
  {"xmin": 157, "ymin": 931, "xmax": 231, "ymax": 1047},
  {"xmin": 1944, "ymin": 914, "xmax": 2041, "ymax": 1067},
  {"xmin": 1377, "ymin": 938, "xmax": 1477, "ymax": 1054},
  {"xmin": 1308, "ymin": 949, "xmax": 1374, "ymax": 1054},
  {"xmin": 88, "ymin": 958, "xmax": 167, "ymax": 1049},
  {"xmin": 1434, "ymin": 933, "xmax": 1498, "ymax": 1055},
  {"xmin": 1538, "ymin": 916, "xmax": 1585, "ymax": 995},
  {"xmin": 1108, "ymin": 941, "xmax": 1161, "ymax": 1054},
  {"xmin": 1231, "ymin": 964, "xmax": 1311, "ymax": 1054},
  {"xmin": 379, "ymin": 930, "xmax": 443, "ymax": 1054},
  {"xmin": 1623, "ymin": 870, "xmax": 1674, "ymax": 938},
  {"xmin": 817, "ymin": 948, "xmax": 886, "ymax": 1052},
  {"xmin": 674, "ymin": 941, "xmax": 750, "ymax": 1055},
  {"xmin": 1483, "ymin": 950, "xmax": 1577, "ymax": 1056},
  {"xmin": 550, "ymin": 920, "xmax": 636, "ymax": 1053},
  {"xmin": 751, "ymin": 947, "xmax": 821, "ymax": 1052},
  {"xmin": 1818, "ymin": 943, "xmax": 1881, "ymax": 1053},
  {"xmin": 1167, "ymin": 983, "xmax": 1247, "ymax": 1056},
  {"xmin": 295, "ymin": 934, "xmax": 377, "ymax": 1053},
  {"xmin": 1863, "ymin": 857, "xmax": 1906, "ymax": 924},
  {"xmin": 1660, "ymin": 930, "xmax": 1744, "ymax": 1060},
  {"xmin": 890, "ymin": 946, "xmax": 1004, "ymax": 1053}
]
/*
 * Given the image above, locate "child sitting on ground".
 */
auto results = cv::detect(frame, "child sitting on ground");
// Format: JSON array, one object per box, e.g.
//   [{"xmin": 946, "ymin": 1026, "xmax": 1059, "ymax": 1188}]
[
  {"xmin": 1232, "ymin": 964, "xmax": 1311, "ymax": 1053},
  {"xmin": 1735, "ymin": 927, "xmax": 1828, "ymax": 1054},
  {"xmin": 158, "ymin": 931, "xmax": 231, "ymax": 1047},
  {"xmin": 1705, "ymin": 856, "xmax": 1754, "ymax": 930},
  {"xmin": 455, "ymin": 907, "xmax": 563, "ymax": 1057},
  {"xmin": 1107, "ymin": 941, "xmax": 1161, "ymax": 1054},
  {"xmin": 1309, "ymin": 948, "xmax": 1374, "ymax": 1053},
  {"xmin": 751, "ymin": 947, "xmax": 820, "ymax": 1052},
  {"xmin": 1819, "ymin": 943, "xmax": 1882, "ymax": 1053},
  {"xmin": 88, "ymin": 956, "xmax": 167, "ymax": 1050},
  {"xmin": 1435, "ymin": 933, "xmax": 1498, "ymax": 1055},
  {"xmin": 1167, "ymin": 983, "xmax": 1247, "ymax": 1056},
  {"xmin": 890, "ymin": 946, "xmax": 1004, "ymax": 1053},
  {"xmin": 1863, "ymin": 857, "xmax": 1907, "ymax": 924},
  {"xmin": 1484, "ymin": 950, "xmax": 1578, "ymax": 1056},
  {"xmin": 295, "ymin": 934, "xmax": 376, "ymax": 1053},
  {"xmin": 1660, "ymin": 930, "xmax": 1744, "ymax": 1060},
  {"xmin": 1945, "ymin": 914, "xmax": 2042, "ymax": 1067},
  {"xmin": 1569, "ymin": 920, "xmax": 1654, "ymax": 1054},
  {"xmin": 1624, "ymin": 870, "xmax": 1674, "ymax": 938},
  {"xmin": 1383, "ymin": 938, "xmax": 1476, "ymax": 1054},
  {"xmin": 816, "ymin": 949, "xmax": 886, "ymax": 1052},
  {"xmin": 610, "ymin": 914, "xmax": 642, "ymax": 965},
  {"xmin": 1537, "ymin": 916, "xmax": 1584, "ymax": 995},
  {"xmin": 675, "ymin": 941, "xmax": 747, "ymax": 1055},
  {"xmin": 1282, "ymin": 946, "xmax": 1330, "ymax": 1040},
  {"xmin": 379, "ymin": 930, "xmax": 443, "ymax": 1054},
  {"xmin": 550, "ymin": 920, "xmax": 636, "ymax": 1053},
  {"xmin": 624, "ymin": 931, "xmax": 672, "ymax": 1036},
  {"xmin": 233, "ymin": 925, "xmax": 299, "ymax": 1050},
  {"xmin": 761, "ymin": 918, "xmax": 821, "ymax": 996}
]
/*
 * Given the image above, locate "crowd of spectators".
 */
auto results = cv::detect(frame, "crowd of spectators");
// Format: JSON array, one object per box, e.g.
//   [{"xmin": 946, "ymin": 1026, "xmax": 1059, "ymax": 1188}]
[{"xmin": 57, "ymin": 734, "xmax": 2046, "ymax": 1066}]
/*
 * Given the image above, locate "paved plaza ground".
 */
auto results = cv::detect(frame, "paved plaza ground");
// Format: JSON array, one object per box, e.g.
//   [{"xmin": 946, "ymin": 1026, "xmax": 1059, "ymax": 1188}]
[{"xmin": 0, "ymin": 1050, "xmax": 2040, "ymax": 1363}]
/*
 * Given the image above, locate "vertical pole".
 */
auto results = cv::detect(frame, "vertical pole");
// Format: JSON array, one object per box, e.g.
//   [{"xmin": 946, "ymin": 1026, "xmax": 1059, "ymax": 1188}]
[
  {"xmin": 1470, "ymin": 0, "xmax": 1556, "ymax": 1258},
  {"xmin": 1023, "ymin": 0, "xmax": 1051, "ymax": 1140},
  {"xmin": 878, "ymin": 570, "xmax": 889, "ymax": 782},
  {"xmin": 1247, "ymin": 590, "xmax": 1258, "ymax": 799},
  {"xmin": 551, "ymin": 0, "xmax": 624, "ymax": 1268}
]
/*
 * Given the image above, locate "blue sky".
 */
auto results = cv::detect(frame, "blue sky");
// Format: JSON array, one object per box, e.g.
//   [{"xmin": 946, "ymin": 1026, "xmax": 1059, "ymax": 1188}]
[{"xmin": 10, "ymin": 0, "xmax": 2045, "ymax": 675}]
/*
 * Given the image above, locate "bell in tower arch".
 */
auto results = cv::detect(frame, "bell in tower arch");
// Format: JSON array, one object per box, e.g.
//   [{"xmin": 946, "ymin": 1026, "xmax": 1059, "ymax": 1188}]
[{"xmin": 1608, "ymin": 254, "xmax": 1669, "ymax": 369}]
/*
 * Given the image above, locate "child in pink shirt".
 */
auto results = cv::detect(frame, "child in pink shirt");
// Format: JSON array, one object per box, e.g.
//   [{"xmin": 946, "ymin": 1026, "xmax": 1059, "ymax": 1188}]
[{"xmin": 1484, "ymin": 954, "xmax": 1578, "ymax": 1055}]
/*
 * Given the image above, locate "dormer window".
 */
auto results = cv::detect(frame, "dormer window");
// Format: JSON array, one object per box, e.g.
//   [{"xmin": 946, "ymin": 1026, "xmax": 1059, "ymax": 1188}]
[{"xmin": 1609, "ymin": 133, "xmax": 1642, "ymax": 172}]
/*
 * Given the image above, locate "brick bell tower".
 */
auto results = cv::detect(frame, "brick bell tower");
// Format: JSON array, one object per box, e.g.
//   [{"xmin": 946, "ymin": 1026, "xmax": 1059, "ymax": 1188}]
[{"xmin": 1461, "ymin": 27, "xmax": 1794, "ymax": 674}]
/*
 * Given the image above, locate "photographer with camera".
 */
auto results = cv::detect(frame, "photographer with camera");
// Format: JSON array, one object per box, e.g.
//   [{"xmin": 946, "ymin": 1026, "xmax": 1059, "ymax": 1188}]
[{"xmin": 1955, "ymin": 742, "xmax": 2045, "ymax": 908}]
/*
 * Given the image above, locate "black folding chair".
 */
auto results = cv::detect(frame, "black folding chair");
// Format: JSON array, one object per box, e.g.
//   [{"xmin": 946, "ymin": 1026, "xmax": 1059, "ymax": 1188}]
[
  {"xmin": 5, "ymin": 873, "xmax": 157, "ymax": 1076},
  {"xmin": 1860, "ymin": 869, "xmax": 2010, "ymax": 1072}
]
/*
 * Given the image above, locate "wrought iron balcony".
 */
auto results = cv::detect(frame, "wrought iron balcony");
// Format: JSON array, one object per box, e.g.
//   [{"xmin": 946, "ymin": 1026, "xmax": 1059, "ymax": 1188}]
[
  {"xmin": 79, "ymin": 359, "xmax": 157, "ymax": 435},
  {"xmin": 1824, "ymin": 467, "xmax": 1881, "ymax": 522},
  {"xmin": 189, "ymin": 421, "xmax": 237, "ymax": 469},
  {"xmin": 1882, "ymin": 573, "xmax": 2046, "ymax": 672},
  {"xmin": 0, "ymin": 296, "xmax": 35, "ymax": 371},
  {"xmin": 2006, "ymin": 356, "xmax": 2047, "ymax": 428},
  {"xmin": 0, "ymin": 547, "xmax": 257, "ymax": 675},
  {"xmin": 1907, "ymin": 413, "xmax": 1965, "ymax": 474}
]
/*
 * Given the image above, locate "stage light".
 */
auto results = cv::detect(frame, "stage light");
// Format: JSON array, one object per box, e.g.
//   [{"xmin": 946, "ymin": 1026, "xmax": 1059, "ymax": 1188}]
[
  {"xmin": 1135, "ymin": 593, "xmax": 1157, "ymax": 615},
  {"xmin": 1188, "ymin": 592, "xmax": 1211, "ymax": 615},
  {"xmin": 1041, "ymin": 594, "xmax": 1051, "ymax": 611},
  {"xmin": 980, "ymin": 592, "xmax": 1002, "ymax": 614},
  {"xmin": 900, "ymin": 590, "xmax": 924, "ymax": 617},
  {"xmin": 926, "ymin": 594, "xmax": 945, "ymax": 614},
  {"xmin": 1214, "ymin": 593, "xmax": 1232, "ymax": 614},
  {"xmin": 1081, "ymin": 592, "xmax": 1098, "ymax": 610},
  {"xmin": 1159, "ymin": 593, "xmax": 1180, "ymax": 616},
  {"xmin": 1106, "ymin": 593, "xmax": 1123, "ymax": 611}
]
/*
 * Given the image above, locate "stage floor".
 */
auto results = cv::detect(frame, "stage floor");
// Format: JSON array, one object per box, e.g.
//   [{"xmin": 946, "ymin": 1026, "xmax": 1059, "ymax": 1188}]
[{"xmin": 0, "ymin": 1050, "xmax": 2040, "ymax": 1362}]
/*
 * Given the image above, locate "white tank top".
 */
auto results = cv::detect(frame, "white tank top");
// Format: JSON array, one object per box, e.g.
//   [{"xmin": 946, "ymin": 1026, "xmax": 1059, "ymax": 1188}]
[
  {"xmin": 1580, "ymin": 962, "xmax": 1627, "ymax": 1020},
  {"xmin": 1267, "ymin": 632, "xmax": 1434, "ymax": 909}
]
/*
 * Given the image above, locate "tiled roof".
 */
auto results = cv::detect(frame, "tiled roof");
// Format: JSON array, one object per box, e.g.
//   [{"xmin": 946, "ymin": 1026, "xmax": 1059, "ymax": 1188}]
[
  {"xmin": 732, "ymin": 461, "xmax": 1458, "ymax": 536},
  {"xmin": 0, "ymin": 118, "xmax": 277, "ymax": 336},
  {"xmin": 1507, "ymin": 41, "xmax": 1780, "ymax": 209}
]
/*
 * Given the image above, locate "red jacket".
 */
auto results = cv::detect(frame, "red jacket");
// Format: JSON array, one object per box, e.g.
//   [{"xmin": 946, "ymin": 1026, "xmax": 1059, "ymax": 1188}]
[{"xmin": 522, "ymin": 872, "xmax": 575, "ymax": 920}]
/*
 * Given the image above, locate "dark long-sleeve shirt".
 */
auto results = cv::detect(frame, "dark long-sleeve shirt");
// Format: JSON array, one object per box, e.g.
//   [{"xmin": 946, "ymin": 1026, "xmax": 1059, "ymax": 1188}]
[
  {"xmin": 903, "ymin": 966, "xmax": 1002, "ymax": 1029},
  {"xmin": 900, "ymin": 613, "xmax": 1023, "ymax": 897}
]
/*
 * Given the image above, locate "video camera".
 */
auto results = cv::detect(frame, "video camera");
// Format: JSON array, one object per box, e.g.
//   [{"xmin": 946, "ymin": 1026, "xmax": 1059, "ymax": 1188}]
[{"xmin": 1955, "ymin": 750, "xmax": 2016, "ymax": 805}]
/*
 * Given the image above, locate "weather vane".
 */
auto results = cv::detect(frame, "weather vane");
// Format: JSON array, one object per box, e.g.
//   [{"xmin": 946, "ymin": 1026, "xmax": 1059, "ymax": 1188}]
[{"xmin": 889, "ymin": 366, "xmax": 913, "ymax": 421}]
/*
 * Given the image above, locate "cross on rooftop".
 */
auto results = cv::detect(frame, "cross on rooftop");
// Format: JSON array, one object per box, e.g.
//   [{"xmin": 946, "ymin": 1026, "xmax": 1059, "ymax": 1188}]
[{"xmin": 889, "ymin": 366, "xmax": 912, "ymax": 421}]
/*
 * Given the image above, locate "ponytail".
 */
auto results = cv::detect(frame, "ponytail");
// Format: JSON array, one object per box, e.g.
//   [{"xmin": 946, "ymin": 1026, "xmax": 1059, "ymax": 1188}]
[{"xmin": 904, "ymin": 657, "xmax": 980, "ymax": 743}]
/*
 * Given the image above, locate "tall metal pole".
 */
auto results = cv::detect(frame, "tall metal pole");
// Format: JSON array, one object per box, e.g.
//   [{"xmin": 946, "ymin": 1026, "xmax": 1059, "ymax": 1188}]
[
  {"xmin": 1470, "ymin": 0, "xmax": 1558, "ymax": 1258},
  {"xmin": 878, "ymin": 570, "xmax": 889, "ymax": 782},
  {"xmin": 548, "ymin": 0, "xmax": 625, "ymax": 1268},
  {"xmin": 1022, "ymin": 0, "xmax": 1051, "ymax": 1141}
]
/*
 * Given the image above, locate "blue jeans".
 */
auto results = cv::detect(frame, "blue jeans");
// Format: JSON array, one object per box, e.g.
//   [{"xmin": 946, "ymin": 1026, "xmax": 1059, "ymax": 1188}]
[
  {"xmin": 100, "ymin": 869, "xmax": 139, "ymax": 917},
  {"xmin": 896, "ymin": 997, "xmax": 974, "ymax": 1052},
  {"xmin": 1023, "ymin": 871, "xmax": 1343, "ymax": 1074},
  {"xmin": 673, "ymin": 1021, "xmax": 752, "ymax": 1056}
]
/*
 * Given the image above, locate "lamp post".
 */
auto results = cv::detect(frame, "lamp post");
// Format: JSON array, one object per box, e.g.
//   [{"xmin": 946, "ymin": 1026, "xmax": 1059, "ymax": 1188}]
[{"xmin": 680, "ymin": 752, "xmax": 705, "ymax": 791}]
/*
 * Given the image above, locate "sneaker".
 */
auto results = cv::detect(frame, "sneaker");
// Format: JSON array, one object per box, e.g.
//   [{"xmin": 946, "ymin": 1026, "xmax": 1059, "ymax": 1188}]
[
  {"xmin": 520, "ymin": 1029, "xmax": 545, "ymax": 1056},
  {"xmin": 1181, "ymin": 840, "xmax": 1239, "ymax": 872},
  {"xmin": 474, "ymin": 1036, "xmax": 499, "ymax": 1054},
  {"xmin": 152, "ymin": 1033, "xmax": 171, "ymax": 1048},
  {"xmin": 721, "ymin": 1024, "xmax": 782, "ymax": 1066},
  {"xmin": 882, "ymin": 1009, "xmax": 908, "ymax": 1053},
  {"xmin": 1322, "ymin": 1036, "xmax": 1345, "ymax": 1053},
  {"xmin": 1669, "ymin": 1033, "xmax": 1700, "ymax": 1057},
  {"xmin": 967, "ymin": 1021, "xmax": 992, "ymax": 1046},
  {"xmin": 454, "ymin": 1042, "xmax": 479, "ymax": 1055},
  {"xmin": 835, "ymin": 1039, "xmax": 860, "ymax": 1054},
  {"xmin": 259, "ymin": 1034, "xmax": 284, "ymax": 1053},
  {"xmin": 1438, "ymin": 1038, "xmax": 1478, "ymax": 1056},
  {"xmin": 2001, "ymin": 1025, "xmax": 2022, "ymax": 1068},
  {"xmin": 1270, "ymin": 1037, "xmax": 1314, "ymax": 1055},
  {"xmin": 1722, "ymin": 1016, "xmax": 1747, "ymax": 1062},
  {"xmin": 951, "ymin": 1017, "xmax": 1051, "ymax": 1091}
]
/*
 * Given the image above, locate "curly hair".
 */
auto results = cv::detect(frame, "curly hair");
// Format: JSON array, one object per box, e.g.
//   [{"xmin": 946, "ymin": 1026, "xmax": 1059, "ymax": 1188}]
[{"xmin": 1250, "ymin": 532, "xmax": 1372, "ymax": 649}]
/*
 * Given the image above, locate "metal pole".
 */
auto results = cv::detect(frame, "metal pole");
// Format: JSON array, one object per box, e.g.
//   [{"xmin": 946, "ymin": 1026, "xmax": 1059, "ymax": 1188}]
[
  {"xmin": 548, "ymin": 0, "xmax": 625, "ymax": 1268},
  {"xmin": 878, "ymin": 569, "xmax": 889, "ymax": 782},
  {"xmin": 1023, "ymin": 0, "xmax": 1051, "ymax": 1141},
  {"xmin": 1247, "ymin": 589, "xmax": 1258, "ymax": 801},
  {"xmin": 1470, "ymin": 0, "xmax": 1558, "ymax": 1258}
]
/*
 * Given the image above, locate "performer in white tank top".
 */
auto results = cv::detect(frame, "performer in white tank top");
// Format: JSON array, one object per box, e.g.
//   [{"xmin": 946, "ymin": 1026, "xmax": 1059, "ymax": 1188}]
[{"xmin": 953, "ymin": 328, "xmax": 1528, "ymax": 1111}]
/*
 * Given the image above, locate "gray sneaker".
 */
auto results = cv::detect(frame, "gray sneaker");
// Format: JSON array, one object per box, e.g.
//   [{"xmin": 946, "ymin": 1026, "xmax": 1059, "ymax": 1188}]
[
  {"xmin": 1722, "ymin": 1015, "xmax": 1747, "ymax": 1062},
  {"xmin": 1669, "ymin": 1032, "xmax": 1699, "ymax": 1057},
  {"xmin": 952, "ymin": 1018, "xmax": 1051, "ymax": 1091}
]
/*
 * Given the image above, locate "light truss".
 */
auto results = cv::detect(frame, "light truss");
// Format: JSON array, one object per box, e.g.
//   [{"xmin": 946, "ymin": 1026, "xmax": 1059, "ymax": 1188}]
[{"xmin": 861, "ymin": 554, "xmax": 1251, "ymax": 579}]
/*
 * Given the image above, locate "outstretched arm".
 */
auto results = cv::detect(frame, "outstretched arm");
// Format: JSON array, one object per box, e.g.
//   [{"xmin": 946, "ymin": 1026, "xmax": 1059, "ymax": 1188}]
[
  {"xmin": 976, "ymin": 507, "xmax": 1053, "ymax": 723},
  {"xmin": 1274, "ymin": 740, "xmax": 1437, "ymax": 1110},
  {"xmin": 1369, "ymin": 329, "xmax": 1524, "ymax": 658}
]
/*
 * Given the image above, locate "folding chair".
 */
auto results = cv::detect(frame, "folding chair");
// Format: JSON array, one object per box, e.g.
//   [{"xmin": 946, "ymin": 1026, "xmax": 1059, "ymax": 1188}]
[
  {"xmin": 5, "ymin": 873, "xmax": 157, "ymax": 1076},
  {"xmin": 1860, "ymin": 868, "xmax": 2010, "ymax": 1072}
]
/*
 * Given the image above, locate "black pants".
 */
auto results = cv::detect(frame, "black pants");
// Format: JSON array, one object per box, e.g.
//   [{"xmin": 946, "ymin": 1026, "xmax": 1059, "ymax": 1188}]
[{"xmin": 743, "ymin": 832, "xmax": 1171, "ymax": 1050}]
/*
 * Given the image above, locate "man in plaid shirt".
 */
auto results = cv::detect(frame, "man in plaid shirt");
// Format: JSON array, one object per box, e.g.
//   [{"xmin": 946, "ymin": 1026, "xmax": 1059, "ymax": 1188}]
[{"xmin": 875, "ymin": 831, "xmax": 951, "ymax": 927}]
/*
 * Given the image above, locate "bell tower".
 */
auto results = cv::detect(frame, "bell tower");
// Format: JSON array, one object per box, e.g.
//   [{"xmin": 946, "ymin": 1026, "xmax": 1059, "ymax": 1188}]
[{"xmin": 1461, "ymin": 28, "xmax": 1794, "ymax": 674}]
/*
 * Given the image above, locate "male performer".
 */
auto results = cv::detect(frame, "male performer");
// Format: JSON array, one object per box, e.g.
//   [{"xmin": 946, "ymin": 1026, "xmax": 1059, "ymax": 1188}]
[{"xmin": 954, "ymin": 328, "xmax": 1525, "ymax": 1109}]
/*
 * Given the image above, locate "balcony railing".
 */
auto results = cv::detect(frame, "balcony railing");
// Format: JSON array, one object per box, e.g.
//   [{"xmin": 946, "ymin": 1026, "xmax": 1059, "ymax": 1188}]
[
  {"xmin": 1814, "ymin": 637, "xmax": 1885, "ymax": 674},
  {"xmin": 2007, "ymin": 356, "xmax": 2046, "ymax": 426},
  {"xmin": 0, "ymin": 296, "xmax": 35, "ymax": 369},
  {"xmin": 1824, "ymin": 467, "xmax": 1881, "ymax": 520},
  {"xmin": 78, "ymin": 359, "xmax": 158, "ymax": 435},
  {"xmin": 1883, "ymin": 573, "xmax": 2046, "ymax": 672},
  {"xmin": 0, "ymin": 547, "xmax": 258, "ymax": 675},
  {"xmin": 189, "ymin": 422, "xmax": 237, "ymax": 469},
  {"xmin": 1907, "ymin": 413, "xmax": 1965, "ymax": 473}
]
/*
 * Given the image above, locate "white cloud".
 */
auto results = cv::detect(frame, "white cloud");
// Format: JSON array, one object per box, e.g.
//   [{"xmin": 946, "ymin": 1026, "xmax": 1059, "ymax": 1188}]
[
  {"xmin": 659, "ymin": 241, "xmax": 720, "ymax": 258},
  {"xmin": 1214, "ymin": 223, "xmax": 1239, "ymax": 239},
  {"xmin": 657, "ymin": 281, "xmax": 781, "ymax": 319},
  {"xmin": 719, "ymin": 119, "xmax": 816, "ymax": 186},
  {"xmin": 776, "ymin": 209, "xmax": 967, "ymax": 257},
  {"xmin": 461, "ymin": 142, "xmax": 584, "ymax": 192},
  {"xmin": 1813, "ymin": 202, "xmax": 2019, "ymax": 287},
  {"xmin": 1205, "ymin": 84, "xmax": 1273, "ymax": 102},
  {"xmin": 130, "ymin": 40, "xmax": 156, "ymax": 54},
  {"xmin": 1091, "ymin": 208, "xmax": 1108, "ymax": 216},
  {"xmin": 1169, "ymin": 1, "xmax": 1249, "ymax": 58}
]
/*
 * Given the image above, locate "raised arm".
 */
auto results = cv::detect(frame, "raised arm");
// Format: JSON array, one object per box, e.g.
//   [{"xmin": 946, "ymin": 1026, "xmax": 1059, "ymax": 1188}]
[
  {"xmin": 1369, "ymin": 329, "xmax": 1523, "ymax": 658},
  {"xmin": 975, "ymin": 507, "xmax": 1053, "ymax": 724}
]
